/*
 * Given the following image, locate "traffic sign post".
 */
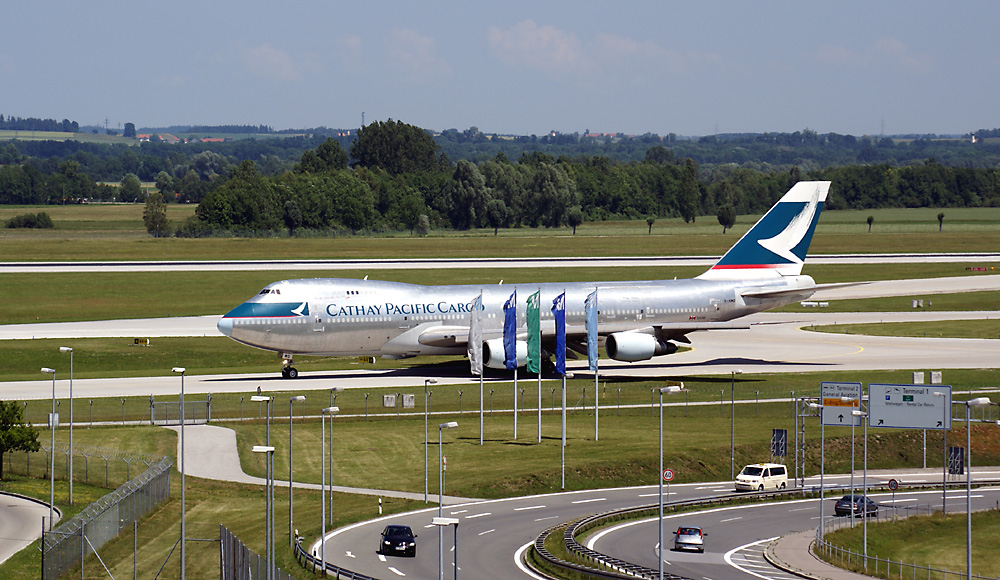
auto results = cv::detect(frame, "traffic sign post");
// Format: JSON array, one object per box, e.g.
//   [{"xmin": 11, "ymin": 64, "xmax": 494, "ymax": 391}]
[
  {"xmin": 888, "ymin": 478, "xmax": 898, "ymax": 514},
  {"xmin": 820, "ymin": 382, "xmax": 862, "ymax": 426},
  {"xmin": 869, "ymin": 384, "xmax": 951, "ymax": 429},
  {"xmin": 663, "ymin": 468, "xmax": 674, "ymax": 508}
]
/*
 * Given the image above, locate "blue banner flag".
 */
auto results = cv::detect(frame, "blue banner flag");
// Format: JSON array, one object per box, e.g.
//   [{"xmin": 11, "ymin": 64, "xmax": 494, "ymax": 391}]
[
  {"xmin": 585, "ymin": 289, "xmax": 598, "ymax": 371},
  {"xmin": 503, "ymin": 290, "xmax": 517, "ymax": 370},
  {"xmin": 551, "ymin": 291, "xmax": 566, "ymax": 375}
]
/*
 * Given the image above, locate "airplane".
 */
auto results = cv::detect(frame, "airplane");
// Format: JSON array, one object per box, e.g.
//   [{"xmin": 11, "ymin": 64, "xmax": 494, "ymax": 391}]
[{"xmin": 217, "ymin": 181, "xmax": 832, "ymax": 379}]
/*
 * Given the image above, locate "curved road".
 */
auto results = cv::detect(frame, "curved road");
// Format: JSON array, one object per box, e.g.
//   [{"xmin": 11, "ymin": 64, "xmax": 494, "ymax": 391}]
[{"xmin": 314, "ymin": 469, "xmax": 1000, "ymax": 580}]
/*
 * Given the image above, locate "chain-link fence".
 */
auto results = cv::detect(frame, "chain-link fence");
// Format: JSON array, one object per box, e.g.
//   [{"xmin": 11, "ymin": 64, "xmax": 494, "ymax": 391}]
[
  {"xmin": 41, "ymin": 455, "xmax": 172, "ymax": 580},
  {"xmin": 4, "ymin": 442, "xmax": 166, "ymax": 490},
  {"xmin": 221, "ymin": 525, "xmax": 297, "ymax": 580}
]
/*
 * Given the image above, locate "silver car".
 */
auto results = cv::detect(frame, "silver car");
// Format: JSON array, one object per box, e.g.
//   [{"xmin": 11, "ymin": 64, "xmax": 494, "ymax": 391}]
[{"xmin": 673, "ymin": 526, "xmax": 705, "ymax": 553}]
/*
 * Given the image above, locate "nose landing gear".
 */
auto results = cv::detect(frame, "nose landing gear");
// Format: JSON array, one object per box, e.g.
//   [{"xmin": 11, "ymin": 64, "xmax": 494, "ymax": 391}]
[{"xmin": 281, "ymin": 354, "xmax": 298, "ymax": 379}]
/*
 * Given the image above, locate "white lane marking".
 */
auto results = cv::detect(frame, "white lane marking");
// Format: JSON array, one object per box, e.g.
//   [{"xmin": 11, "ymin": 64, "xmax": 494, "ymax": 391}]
[
  {"xmin": 378, "ymin": 554, "xmax": 387, "ymax": 562},
  {"xmin": 515, "ymin": 541, "xmax": 549, "ymax": 579},
  {"xmin": 787, "ymin": 507, "xmax": 813, "ymax": 512},
  {"xmin": 478, "ymin": 529, "xmax": 496, "ymax": 536},
  {"xmin": 724, "ymin": 537, "xmax": 779, "ymax": 580},
  {"xmin": 345, "ymin": 551, "xmax": 356, "ymax": 558},
  {"xmin": 697, "ymin": 485, "xmax": 727, "ymax": 489},
  {"xmin": 387, "ymin": 566, "xmax": 405, "ymax": 576},
  {"xmin": 572, "ymin": 497, "xmax": 606, "ymax": 504},
  {"xmin": 464, "ymin": 512, "xmax": 491, "ymax": 519},
  {"xmin": 719, "ymin": 516, "xmax": 742, "ymax": 523},
  {"xmin": 879, "ymin": 498, "xmax": 918, "ymax": 504},
  {"xmin": 423, "ymin": 524, "xmax": 435, "ymax": 529},
  {"xmin": 639, "ymin": 492, "xmax": 673, "ymax": 497},
  {"xmin": 450, "ymin": 509, "xmax": 468, "ymax": 515},
  {"xmin": 655, "ymin": 542, "xmax": 672, "ymax": 566},
  {"xmin": 534, "ymin": 516, "xmax": 558, "ymax": 522},
  {"xmin": 515, "ymin": 505, "xmax": 546, "ymax": 511}
]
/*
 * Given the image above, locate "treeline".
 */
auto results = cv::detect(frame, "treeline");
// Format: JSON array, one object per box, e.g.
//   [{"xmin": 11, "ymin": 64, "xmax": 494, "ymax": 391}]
[
  {"xmin": 0, "ymin": 115, "xmax": 79, "ymax": 133},
  {"xmin": 153, "ymin": 120, "xmax": 1000, "ymax": 237}
]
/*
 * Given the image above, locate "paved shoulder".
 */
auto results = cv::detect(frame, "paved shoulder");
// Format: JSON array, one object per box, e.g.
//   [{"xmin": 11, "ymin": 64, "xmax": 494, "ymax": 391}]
[{"xmin": 765, "ymin": 530, "xmax": 874, "ymax": 580}]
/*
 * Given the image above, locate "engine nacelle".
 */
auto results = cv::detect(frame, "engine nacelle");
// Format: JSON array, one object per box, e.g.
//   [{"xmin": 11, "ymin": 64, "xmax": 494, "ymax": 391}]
[
  {"xmin": 605, "ymin": 332, "xmax": 678, "ymax": 362},
  {"xmin": 483, "ymin": 338, "xmax": 528, "ymax": 369}
]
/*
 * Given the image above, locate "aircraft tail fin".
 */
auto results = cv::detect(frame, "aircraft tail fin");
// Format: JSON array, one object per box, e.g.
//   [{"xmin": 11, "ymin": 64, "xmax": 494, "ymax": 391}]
[{"xmin": 697, "ymin": 181, "xmax": 830, "ymax": 280}]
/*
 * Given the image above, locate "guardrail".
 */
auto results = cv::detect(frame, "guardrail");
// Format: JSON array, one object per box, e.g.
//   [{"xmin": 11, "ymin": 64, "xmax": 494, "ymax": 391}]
[
  {"xmin": 293, "ymin": 534, "xmax": 379, "ymax": 580},
  {"xmin": 528, "ymin": 480, "xmax": 1000, "ymax": 580}
]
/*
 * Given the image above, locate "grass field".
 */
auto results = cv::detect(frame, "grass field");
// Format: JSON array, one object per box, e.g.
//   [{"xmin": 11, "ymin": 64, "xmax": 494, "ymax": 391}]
[{"xmin": 823, "ymin": 511, "xmax": 1000, "ymax": 580}]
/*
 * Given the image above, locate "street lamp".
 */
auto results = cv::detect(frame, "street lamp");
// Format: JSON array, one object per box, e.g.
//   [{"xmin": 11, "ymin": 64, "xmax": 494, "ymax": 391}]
[
  {"xmin": 424, "ymin": 378, "xmax": 438, "ymax": 503},
  {"xmin": 59, "ymin": 347, "xmax": 74, "ymax": 506},
  {"xmin": 288, "ymin": 395, "xmax": 305, "ymax": 548},
  {"xmin": 852, "ymin": 408, "xmax": 869, "ymax": 563},
  {"xmin": 933, "ymin": 390, "xmax": 950, "ymax": 513},
  {"xmin": 658, "ymin": 385, "xmax": 685, "ymax": 580},
  {"xmin": 432, "ymin": 517, "xmax": 459, "ymax": 580},
  {"xmin": 438, "ymin": 421, "xmax": 458, "ymax": 580},
  {"xmin": 320, "ymin": 406, "xmax": 338, "ymax": 571},
  {"xmin": 253, "ymin": 445, "xmax": 276, "ymax": 580},
  {"xmin": 963, "ymin": 396, "xmax": 991, "ymax": 580},
  {"xmin": 325, "ymin": 387, "xmax": 343, "ymax": 523},
  {"xmin": 41, "ymin": 367, "xmax": 56, "ymax": 531},
  {"xmin": 730, "ymin": 369, "xmax": 742, "ymax": 480},
  {"xmin": 807, "ymin": 400, "xmax": 826, "ymax": 539},
  {"xmin": 171, "ymin": 367, "xmax": 187, "ymax": 580}
]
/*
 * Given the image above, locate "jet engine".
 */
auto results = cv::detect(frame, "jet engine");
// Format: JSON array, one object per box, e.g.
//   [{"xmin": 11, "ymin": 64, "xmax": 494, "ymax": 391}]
[
  {"xmin": 483, "ymin": 338, "xmax": 528, "ymax": 369},
  {"xmin": 605, "ymin": 332, "xmax": 677, "ymax": 362}
]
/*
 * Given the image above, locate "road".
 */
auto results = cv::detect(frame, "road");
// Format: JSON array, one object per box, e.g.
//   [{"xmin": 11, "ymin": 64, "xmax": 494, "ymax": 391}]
[
  {"xmin": 313, "ymin": 469, "xmax": 1000, "ymax": 580},
  {"xmin": 0, "ymin": 494, "xmax": 58, "ymax": 565}
]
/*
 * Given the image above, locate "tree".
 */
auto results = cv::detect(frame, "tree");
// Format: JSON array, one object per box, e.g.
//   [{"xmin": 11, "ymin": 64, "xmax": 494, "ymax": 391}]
[
  {"xmin": 0, "ymin": 400, "xmax": 40, "ymax": 480},
  {"xmin": 717, "ymin": 206, "xmax": 736, "ymax": 234},
  {"xmin": 143, "ymin": 191, "xmax": 171, "ymax": 237},
  {"xmin": 123, "ymin": 122, "xmax": 136, "ymax": 139},
  {"xmin": 119, "ymin": 173, "xmax": 144, "ymax": 202},
  {"xmin": 283, "ymin": 200, "xmax": 303, "ymax": 236},
  {"xmin": 447, "ymin": 160, "xmax": 491, "ymax": 230},
  {"xmin": 937, "ymin": 212, "xmax": 945, "ymax": 231},
  {"xmin": 866, "ymin": 215, "xmax": 874, "ymax": 233},
  {"xmin": 567, "ymin": 206, "xmax": 583, "ymax": 235},
  {"xmin": 351, "ymin": 119, "xmax": 444, "ymax": 175},
  {"xmin": 486, "ymin": 199, "xmax": 509, "ymax": 235},
  {"xmin": 646, "ymin": 216, "xmax": 656, "ymax": 234},
  {"xmin": 415, "ymin": 214, "xmax": 430, "ymax": 236}
]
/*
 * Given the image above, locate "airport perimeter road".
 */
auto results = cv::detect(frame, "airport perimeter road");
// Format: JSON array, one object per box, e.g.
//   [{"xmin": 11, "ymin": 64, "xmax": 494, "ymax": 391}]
[
  {"xmin": 3, "ymin": 254, "xmax": 999, "ymax": 273},
  {"xmin": 315, "ymin": 469, "xmax": 1000, "ymax": 580}
]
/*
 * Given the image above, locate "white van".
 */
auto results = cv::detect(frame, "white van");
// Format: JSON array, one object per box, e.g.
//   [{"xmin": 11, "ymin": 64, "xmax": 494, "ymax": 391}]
[{"xmin": 734, "ymin": 463, "xmax": 787, "ymax": 491}]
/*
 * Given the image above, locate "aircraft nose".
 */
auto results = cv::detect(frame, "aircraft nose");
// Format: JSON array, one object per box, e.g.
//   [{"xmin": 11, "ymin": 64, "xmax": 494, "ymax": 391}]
[{"xmin": 217, "ymin": 316, "xmax": 233, "ymax": 337}]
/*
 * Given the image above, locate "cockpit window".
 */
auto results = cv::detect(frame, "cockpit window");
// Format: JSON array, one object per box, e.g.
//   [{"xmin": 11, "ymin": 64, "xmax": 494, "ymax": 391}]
[{"xmin": 258, "ymin": 289, "xmax": 270, "ymax": 295}]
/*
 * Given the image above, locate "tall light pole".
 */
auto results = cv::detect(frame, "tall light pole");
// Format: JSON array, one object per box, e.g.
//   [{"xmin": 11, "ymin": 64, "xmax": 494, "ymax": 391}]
[
  {"xmin": 658, "ymin": 385, "xmax": 684, "ymax": 580},
  {"xmin": 171, "ymin": 367, "xmax": 187, "ymax": 580},
  {"xmin": 808, "ymin": 400, "xmax": 826, "ymax": 539},
  {"xmin": 320, "ymin": 406, "xmax": 338, "ymax": 570},
  {"xmin": 41, "ymin": 367, "xmax": 56, "ymax": 531},
  {"xmin": 59, "ymin": 347, "xmax": 74, "ymax": 505},
  {"xmin": 730, "ymin": 369, "xmax": 742, "ymax": 480},
  {"xmin": 852, "ymin": 408, "xmax": 868, "ymax": 563},
  {"xmin": 438, "ymin": 421, "xmax": 458, "ymax": 580},
  {"xmin": 288, "ymin": 395, "xmax": 305, "ymax": 547},
  {"xmin": 253, "ymin": 445, "xmax": 276, "ymax": 580},
  {"xmin": 934, "ymin": 390, "xmax": 949, "ymax": 513},
  {"xmin": 327, "ymin": 387, "xmax": 343, "ymax": 522},
  {"xmin": 425, "ymin": 378, "xmax": 438, "ymax": 503},
  {"xmin": 963, "ymin": 397, "xmax": 990, "ymax": 580}
]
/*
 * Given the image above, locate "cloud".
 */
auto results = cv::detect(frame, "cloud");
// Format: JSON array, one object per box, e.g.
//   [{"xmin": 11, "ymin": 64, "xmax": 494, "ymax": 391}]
[
  {"xmin": 240, "ymin": 43, "xmax": 315, "ymax": 82},
  {"xmin": 387, "ymin": 29, "xmax": 452, "ymax": 82},
  {"xmin": 488, "ymin": 20, "xmax": 590, "ymax": 74},
  {"xmin": 814, "ymin": 37, "xmax": 931, "ymax": 73}
]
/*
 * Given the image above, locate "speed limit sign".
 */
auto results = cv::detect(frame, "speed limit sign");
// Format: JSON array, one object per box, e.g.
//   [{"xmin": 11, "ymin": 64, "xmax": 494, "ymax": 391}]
[
  {"xmin": 887, "ymin": 478, "xmax": 898, "ymax": 491},
  {"xmin": 662, "ymin": 469, "xmax": 674, "ymax": 481}
]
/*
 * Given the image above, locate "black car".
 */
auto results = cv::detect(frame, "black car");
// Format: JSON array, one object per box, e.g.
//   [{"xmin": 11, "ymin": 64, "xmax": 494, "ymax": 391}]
[
  {"xmin": 379, "ymin": 525, "xmax": 417, "ymax": 557},
  {"xmin": 834, "ymin": 494, "xmax": 878, "ymax": 517}
]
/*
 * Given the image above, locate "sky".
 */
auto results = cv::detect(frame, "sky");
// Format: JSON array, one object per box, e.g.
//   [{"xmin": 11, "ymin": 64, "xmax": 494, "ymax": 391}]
[{"xmin": 3, "ymin": 1, "xmax": 998, "ymax": 137}]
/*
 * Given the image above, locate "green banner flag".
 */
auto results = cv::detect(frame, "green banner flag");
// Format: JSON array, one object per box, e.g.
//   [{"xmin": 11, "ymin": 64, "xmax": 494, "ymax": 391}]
[{"xmin": 526, "ymin": 290, "xmax": 540, "ymax": 374}]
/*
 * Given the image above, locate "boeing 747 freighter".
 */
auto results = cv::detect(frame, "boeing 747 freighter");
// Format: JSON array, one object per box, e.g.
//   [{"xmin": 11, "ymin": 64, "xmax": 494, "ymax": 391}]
[{"xmin": 217, "ymin": 181, "xmax": 831, "ymax": 378}]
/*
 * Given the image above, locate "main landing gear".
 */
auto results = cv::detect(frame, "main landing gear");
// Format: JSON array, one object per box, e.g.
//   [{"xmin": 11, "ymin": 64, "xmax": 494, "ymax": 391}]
[{"xmin": 280, "ymin": 354, "xmax": 298, "ymax": 379}]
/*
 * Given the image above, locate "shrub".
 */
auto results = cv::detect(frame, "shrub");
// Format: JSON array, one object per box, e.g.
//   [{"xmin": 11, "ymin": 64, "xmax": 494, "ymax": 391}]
[{"xmin": 5, "ymin": 212, "xmax": 54, "ymax": 229}]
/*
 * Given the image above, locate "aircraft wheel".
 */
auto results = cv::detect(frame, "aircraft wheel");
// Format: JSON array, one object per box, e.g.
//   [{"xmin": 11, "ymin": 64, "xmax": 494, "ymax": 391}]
[{"xmin": 287, "ymin": 367, "xmax": 298, "ymax": 379}]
